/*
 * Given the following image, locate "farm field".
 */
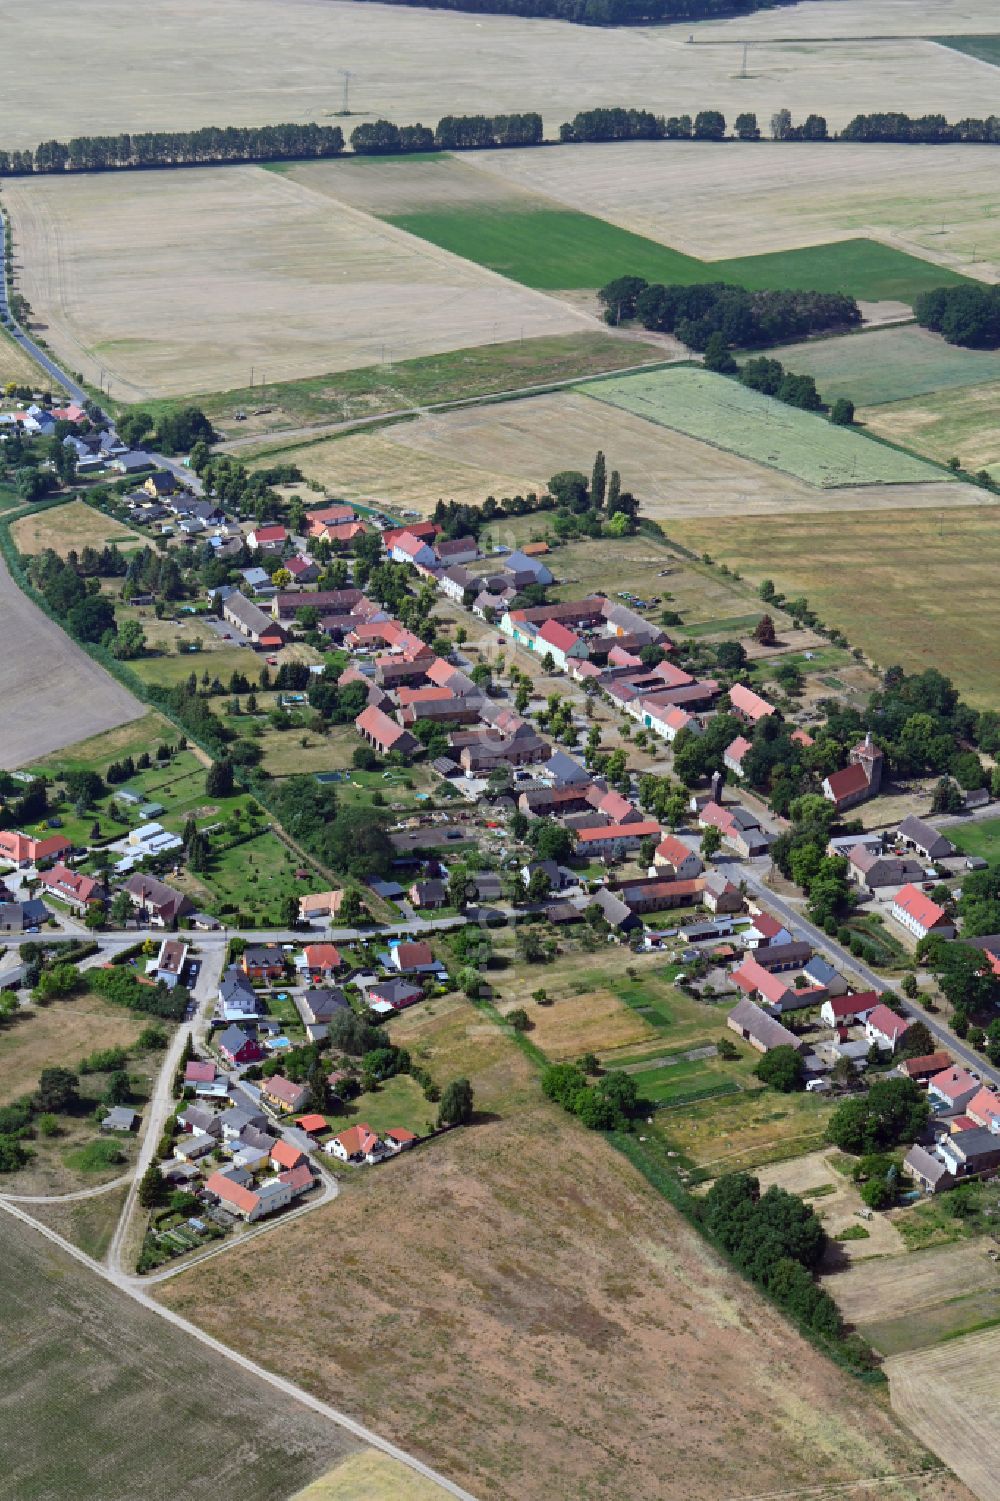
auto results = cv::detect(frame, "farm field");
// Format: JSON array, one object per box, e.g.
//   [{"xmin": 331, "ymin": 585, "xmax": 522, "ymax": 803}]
[
  {"xmin": 471, "ymin": 142, "xmax": 1000, "ymax": 276},
  {"xmin": 10, "ymin": 498, "xmax": 146, "ymax": 559},
  {"xmin": 0, "ymin": 549, "xmax": 145, "ymax": 769},
  {"xmin": 862, "ymin": 381, "xmax": 1000, "ymax": 476},
  {"xmin": 0, "ymin": 1213, "xmax": 354, "ymax": 1501},
  {"xmin": 158, "ymin": 989, "xmax": 962, "ymax": 1501},
  {"xmin": 763, "ymin": 326, "xmax": 1000, "ymax": 407},
  {"xmin": 5, "ymin": 0, "xmax": 1000, "ymax": 151},
  {"xmin": 934, "ymin": 34, "xmax": 1000, "ymax": 64},
  {"xmin": 668, "ymin": 505, "xmax": 1000, "ymax": 706},
  {"xmin": 2, "ymin": 167, "xmax": 589, "ymax": 400},
  {"xmin": 888, "ymin": 1329, "xmax": 1000, "ymax": 1501},
  {"xmin": 661, "ymin": 1077, "xmax": 836, "ymax": 1178},
  {"xmin": 692, "ymin": 0, "xmax": 999, "ymax": 39},
  {"xmin": 580, "ymin": 367, "xmax": 946, "ymax": 487},
  {"xmin": 290, "ymin": 1451, "xmax": 453, "ymax": 1501},
  {"xmin": 261, "ymin": 389, "xmax": 974, "ymax": 519},
  {"xmin": 826, "ymin": 1241, "xmax": 999, "ymax": 1330},
  {"xmin": 0, "ymin": 325, "xmax": 53, "ymax": 389}
]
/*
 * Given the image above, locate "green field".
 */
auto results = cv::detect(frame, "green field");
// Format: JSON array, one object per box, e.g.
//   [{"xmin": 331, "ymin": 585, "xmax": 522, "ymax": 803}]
[
  {"xmin": 579, "ymin": 367, "xmax": 945, "ymax": 487},
  {"xmin": 948, "ymin": 817, "xmax": 1000, "ymax": 865},
  {"xmin": 388, "ymin": 203, "xmax": 968, "ymax": 301},
  {"xmin": 863, "ymin": 379, "xmax": 1000, "ymax": 478},
  {"xmin": 323, "ymin": 1073, "xmax": 436, "ymax": 1139},
  {"xmin": 0, "ymin": 1213, "xmax": 352, "ymax": 1501},
  {"xmin": 765, "ymin": 325, "xmax": 1000, "ymax": 408},
  {"xmin": 934, "ymin": 34, "xmax": 1000, "ymax": 65}
]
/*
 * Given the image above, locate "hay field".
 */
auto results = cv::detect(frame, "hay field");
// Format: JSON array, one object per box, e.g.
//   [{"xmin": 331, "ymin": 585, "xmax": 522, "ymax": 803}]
[
  {"xmin": 290, "ymin": 1451, "xmax": 453, "ymax": 1501},
  {"xmin": 888, "ymin": 1329, "xmax": 1000, "ymax": 1501},
  {"xmin": 0, "ymin": 327, "xmax": 51, "ymax": 389},
  {"xmin": 4, "ymin": 0, "xmax": 1000, "ymax": 151},
  {"xmin": 11, "ymin": 498, "xmax": 145, "ymax": 558},
  {"xmin": 497, "ymin": 986, "xmax": 656, "ymax": 1060},
  {"xmin": 258, "ymin": 390, "xmax": 973, "ymax": 516},
  {"xmin": 667, "ymin": 505, "xmax": 1000, "ymax": 706},
  {"xmin": 0, "ymin": 1214, "xmax": 355, "ymax": 1501},
  {"xmin": 0, "ymin": 552, "xmax": 144, "ymax": 769},
  {"xmin": 763, "ymin": 326, "xmax": 1000, "ymax": 407},
  {"xmin": 2, "ymin": 167, "xmax": 588, "ymax": 399},
  {"xmin": 863, "ymin": 381, "xmax": 1000, "ymax": 475},
  {"xmin": 159, "ymin": 990, "xmax": 965, "ymax": 1501},
  {"xmin": 470, "ymin": 142, "xmax": 1000, "ymax": 277},
  {"xmin": 582, "ymin": 367, "xmax": 946, "ymax": 486}
]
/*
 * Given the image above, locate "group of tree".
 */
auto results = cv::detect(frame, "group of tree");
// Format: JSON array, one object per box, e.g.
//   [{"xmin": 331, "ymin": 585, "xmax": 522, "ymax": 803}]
[
  {"xmin": 350, "ymin": 112, "xmax": 542, "ymax": 155},
  {"xmin": 341, "ymin": 0, "xmax": 809, "ymax": 28},
  {"xmin": 545, "ymin": 454, "xmax": 639, "ymax": 536},
  {"xmin": 701, "ymin": 1172, "xmax": 841, "ymax": 1340},
  {"xmin": 0, "ymin": 1065, "xmax": 86, "ymax": 1173},
  {"xmin": 90, "ymin": 964, "xmax": 191, "ymax": 1021},
  {"xmin": 914, "ymin": 284, "xmax": 1000, "ymax": 350},
  {"xmin": 118, "ymin": 405, "xmax": 213, "ymax": 454},
  {"xmin": 6, "ymin": 123, "xmax": 346, "ymax": 175},
  {"xmin": 734, "ymin": 354, "xmax": 854, "ymax": 422},
  {"xmin": 826, "ymin": 1075, "xmax": 929, "ymax": 1155},
  {"xmin": 268, "ymin": 775, "xmax": 394, "ymax": 879},
  {"xmin": 541, "ymin": 1060, "xmax": 639, "ymax": 1130},
  {"xmin": 598, "ymin": 277, "xmax": 861, "ymax": 350},
  {"xmin": 840, "ymin": 111, "xmax": 1000, "ymax": 145}
]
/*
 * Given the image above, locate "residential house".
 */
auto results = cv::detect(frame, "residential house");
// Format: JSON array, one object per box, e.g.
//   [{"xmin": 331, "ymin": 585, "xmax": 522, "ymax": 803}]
[
  {"xmin": 217, "ymin": 966, "xmax": 263, "ymax": 1022},
  {"xmin": 38, "ymin": 864, "xmax": 102, "ymax": 911},
  {"xmin": 270, "ymin": 1139, "xmax": 305, "ymax": 1173},
  {"xmin": 928, "ymin": 1066, "xmax": 981, "ymax": 1114},
  {"xmin": 895, "ymin": 817, "xmax": 956, "ymax": 862},
  {"xmin": 184, "ymin": 1061, "xmax": 216, "ymax": 1087},
  {"xmin": 279, "ymin": 1163, "xmax": 315, "ymax": 1197},
  {"xmin": 384, "ymin": 1127, "xmax": 418, "ymax": 1153},
  {"xmin": 727, "ymin": 997, "xmax": 805, "ymax": 1053},
  {"xmin": 434, "ymin": 536, "xmax": 479, "ymax": 567},
  {"xmin": 535, "ymin": 618, "xmax": 589, "ymax": 672},
  {"xmin": 102, "ymin": 1106, "xmax": 139, "ymax": 1133},
  {"xmin": 0, "ymin": 830, "xmax": 72, "ymax": 867},
  {"xmin": 701, "ymin": 870, "xmax": 743, "ymax": 914},
  {"xmin": 731, "ymin": 957, "xmax": 802, "ymax": 1013},
  {"xmin": 391, "ymin": 530, "xmax": 437, "ymax": 568},
  {"xmin": 303, "ymin": 944, "xmax": 342, "ymax": 980},
  {"xmin": 723, "ymin": 735, "xmax": 753, "ymax": 779},
  {"xmin": 298, "ymin": 890, "xmax": 343, "ymax": 923},
  {"xmin": 222, "ymin": 591, "xmax": 288, "ymax": 649},
  {"xmin": 205, "ymin": 1169, "xmax": 292, "ymax": 1222},
  {"xmin": 822, "ymin": 733, "xmax": 884, "ymax": 813},
  {"xmin": 729, "ymin": 683, "xmax": 775, "ymax": 725},
  {"xmin": 904, "ymin": 1144, "xmax": 956, "ymax": 1194},
  {"xmin": 365, "ymin": 976, "xmax": 424, "ymax": 1012},
  {"xmin": 696, "ymin": 801, "xmax": 770, "ymax": 859},
  {"xmin": 819, "ymin": 992, "xmax": 880, "ymax": 1028},
  {"xmin": 123, "ymin": 873, "xmax": 192, "ymax": 927},
  {"xmin": 326, "ymin": 1123, "xmax": 386, "ymax": 1164},
  {"xmin": 966, "ymin": 1086, "xmax": 1000, "ymax": 1131},
  {"xmin": 241, "ymin": 945, "xmax": 285, "ymax": 981},
  {"xmin": 261, "ymin": 1075, "xmax": 309, "ymax": 1113},
  {"xmin": 889, "ymin": 884, "xmax": 956, "ymax": 942},
  {"xmin": 802, "ymin": 957, "xmax": 847, "ymax": 996},
  {"xmin": 296, "ymin": 987, "xmax": 349, "ymax": 1025},
  {"xmin": 409, "ymin": 879, "xmax": 446, "ymax": 909},
  {"xmin": 654, "ymin": 836, "xmax": 704, "ymax": 880},
  {"xmin": 744, "ymin": 913, "xmax": 792, "ymax": 949},
  {"xmin": 574, "ymin": 820, "xmax": 661, "ymax": 861},
  {"xmin": 924, "ymin": 1128, "xmax": 1000, "ymax": 1186},
  {"xmin": 217, "ymin": 1024, "xmax": 265, "ymax": 1066},
  {"xmin": 247, "ymin": 523, "xmax": 287, "ymax": 551},
  {"xmin": 864, "ymin": 1003, "xmax": 912, "ymax": 1052},
  {"xmin": 438, "ymin": 565, "xmax": 478, "ymax": 605},
  {"xmin": 503, "ymin": 549, "xmax": 553, "ymax": 586},
  {"xmin": 283, "ymin": 555, "xmax": 319, "ymax": 585},
  {"xmin": 0, "ymin": 898, "xmax": 48, "ymax": 932},
  {"xmin": 155, "ymin": 938, "xmax": 189, "ymax": 989},
  {"xmin": 391, "ymin": 941, "xmax": 436, "ymax": 973},
  {"xmin": 305, "ymin": 504, "xmax": 355, "ymax": 539}
]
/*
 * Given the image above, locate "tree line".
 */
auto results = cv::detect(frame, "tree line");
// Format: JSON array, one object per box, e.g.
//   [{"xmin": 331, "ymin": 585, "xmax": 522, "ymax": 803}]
[
  {"xmin": 0, "ymin": 123, "xmax": 346, "ymax": 175},
  {"xmin": 344, "ymin": 0, "xmax": 812, "ymax": 27},
  {"xmin": 841, "ymin": 112, "xmax": 1000, "ymax": 144},
  {"xmin": 598, "ymin": 277, "xmax": 861, "ymax": 349},
  {"xmin": 915, "ymin": 284, "xmax": 1000, "ymax": 350},
  {"xmin": 351, "ymin": 112, "xmax": 542, "ymax": 154}
]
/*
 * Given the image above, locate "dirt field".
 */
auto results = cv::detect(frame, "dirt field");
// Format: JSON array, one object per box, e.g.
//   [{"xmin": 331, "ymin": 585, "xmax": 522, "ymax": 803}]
[
  {"xmin": 158, "ymin": 991, "xmax": 966, "ymax": 1501},
  {"xmin": 757, "ymin": 1150, "xmax": 904, "ymax": 1261},
  {"xmin": 889, "ymin": 1329, "xmax": 1000, "ymax": 1501},
  {"xmin": 669, "ymin": 505, "xmax": 1000, "ymax": 706},
  {"xmin": 4, "ymin": 0, "xmax": 999, "ymax": 152},
  {"xmin": 290, "ymin": 1450, "xmax": 454, "ymax": 1501},
  {"xmin": 471, "ymin": 142, "xmax": 1000, "ymax": 277},
  {"xmin": 864, "ymin": 381, "xmax": 1000, "ymax": 476},
  {"xmin": 0, "ymin": 1213, "xmax": 355, "ymax": 1501},
  {"xmin": 2, "ymin": 167, "xmax": 589, "ymax": 399},
  {"xmin": 260, "ymin": 390, "xmax": 978, "ymax": 517},
  {"xmin": 11, "ymin": 498, "xmax": 145, "ymax": 558},
  {"xmin": 0, "ymin": 552, "xmax": 145, "ymax": 770}
]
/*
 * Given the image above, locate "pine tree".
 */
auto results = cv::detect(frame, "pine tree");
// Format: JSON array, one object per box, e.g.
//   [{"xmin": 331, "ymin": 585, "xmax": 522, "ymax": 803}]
[
  {"xmin": 591, "ymin": 450, "xmax": 607, "ymax": 507},
  {"xmin": 607, "ymin": 469, "xmax": 621, "ymax": 514}
]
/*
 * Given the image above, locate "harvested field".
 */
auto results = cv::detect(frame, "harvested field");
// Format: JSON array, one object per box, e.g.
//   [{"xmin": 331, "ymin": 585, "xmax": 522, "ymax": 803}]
[
  {"xmin": 581, "ymin": 367, "xmax": 946, "ymax": 487},
  {"xmin": 888, "ymin": 1329, "xmax": 1000, "ymax": 1501},
  {"xmin": 2, "ymin": 167, "xmax": 589, "ymax": 399},
  {"xmin": 863, "ymin": 381, "xmax": 1000, "ymax": 476},
  {"xmin": 765, "ymin": 325, "xmax": 1000, "ymax": 407},
  {"xmin": 496, "ymin": 986, "xmax": 656, "ymax": 1061},
  {"xmin": 0, "ymin": 988, "xmax": 153, "ymax": 1107},
  {"xmin": 693, "ymin": 0, "xmax": 999, "ymax": 39},
  {"xmin": 290, "ymin": 1450, "xmax": 453, "ymax": 1501},
  {"xmin": 0, "ymin": 1213, "xmax": 354, "ymax": 1501},
  {"xmin": 159, "ymin": 992, "xmax": 963, "ymax": 1501},
  {"xmin": 828, "ymin": 1240, "xmax": 1000, "ymax": 1327},
  {"xmin": 0, "ymin": 551, "xmax": 144, "ymax": 769},
  {"xmin": 471, "ymin": 142, "xmax": 1000, "ymax": 279},
  {"xmin": 5, "ymin": 0, "xmax": 1000, "ymax": 151},
  {"xmin": 11, "ymin": 498, "xmax": 145, "ymax": 558},
  {"xmin": 261, "ymin": 389, "xmax": 973, "ymax": 517},
  {"xmin": 668, "ymin": 505, "xmax": 1000, "ymax": 706}
]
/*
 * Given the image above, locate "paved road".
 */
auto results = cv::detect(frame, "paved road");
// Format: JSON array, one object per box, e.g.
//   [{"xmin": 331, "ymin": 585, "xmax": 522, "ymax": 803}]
[
  {"xmin": 0, "ymin": 1198, "xmax": 480, "ymax": 1501},
  {"xmin": 741, "ymin": 866, "xmax": 1000, "ymax": 1091},
  {"xmin": 0, "ymin": 205, "xmax": 87, "ymax": 404}
]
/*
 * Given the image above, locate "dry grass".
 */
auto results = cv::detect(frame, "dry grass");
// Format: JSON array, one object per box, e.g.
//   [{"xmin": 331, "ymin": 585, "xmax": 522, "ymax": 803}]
[
  {"xmin": 26, "ymin": 1184, "xmax": 130, "ymax": 1261},
  {"xmin": 889, "ymin": 1329, "xmax": 1000, "ymax": 1501},
  {"xmin": 497, "ymin": 986, "xmax": 656, "ymax": 1062},
  {"xmin": 471, "ymin": 141, "xmax": 1000, "ymax": 277},
  {"xmin": 692, "ymin": 0, "xmax": 999, "ymax": 39},
  {"xmin": 0, "ymin": 327, "xmax": 52, "ymax": 389},
  {"xmin": 3, "ymin": 167, "xmax": 588, "ymax": 400},
  {"xmin": 0, "ymin": 990, "xmax": 150, "ymax": 1106},
  {"xmin": 3, "ymin": 0, "xmax": 999, "ymax": 149},
  {"xmin": 262, "ymin": 389, "xmax": 975, "ymax": 517},
  {"xmin": 289, "ymin": 1449, "xmax": 454, "ymax": 1501},
  {"xmin": 0, "ymin": 552, "xmax": 144, "ymax": 770},
  {"xmin": 668, "ymin": 505, "xmax": 1000, "ymax": 707},
  {"xmin": 158, "ymin": 990, "xmax": 962, "ymax": 1501},
  {"xmin": 10, "ymin": 499, "xmax": 145, "ymax": 558},
  {"xmin": 828, "ymin": 1241, "xmax": 1000, "ymax": 1327},
  {"xmin": 33, "ymin": 710, "xmax": 175, "ymax": 775},
  {"xmin": 864, "ymin": 381, "xmax": 1000, "ymax": 475}
]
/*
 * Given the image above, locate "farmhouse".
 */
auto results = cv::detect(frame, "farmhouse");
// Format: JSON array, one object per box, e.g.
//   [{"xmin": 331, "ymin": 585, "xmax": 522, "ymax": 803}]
[
  {"xmin": 889, "ymin": 884, "xmax": 956, "ymax": 941},
  {"xmin": 848, "ymin": 845, "xmax": 924, "ymax": 892},
  {"xmin": 326, "ymin": 1123, "xmax": 386, "ymax": 1165},
  {"xmin": 723, "ymin": 736, "xmax": 752, "ymax": 778},
  {"xmin": 966, "ymin": 1086, "xmax": 1000, "ymax": 1130},
  {"xmin": 354, "ymin": 705, "xmax": 419, "ymax": 758},
  {"xmin": 729, "ymin": 683, "xmax": 775, "ymax": 726},
  {"xmin": 205, "ymin": 1169, "xmax": 292, "ymax": 1222},
  {"xmin": 222, "ymin": 591, "xmax": 288, "ymax": 649},
  {"xmin": 820, "ymin": 992, "xmax": 879, "ymax": 1028},
  {"xmin": 38, "ymin": 863, "xmax": 102, "ymax": 911},
  {"xmin": 701, "ymin": 871, "xmax": 743, "ymax": 914},
  {"xmin": 895, "ymin": 816, "xmax": 956, "ymax": 861},
  {"xmin": 367, "ymin": 976, "xmax": 425, "ymax": 1012},
  {"xmin": 575, "ymin": 820, "xmax": 661, "ymax": 860},
  {"xmin": 864, "ymin": 1003, "xmax": 912, "ymax": 1052},
  {"xmin": 654, "ymin": 836, "xmax": 703, "ymax": 880},
  {"xmin": 727, "ymin": 997, "xmax": 804, "ymax": 1054}
]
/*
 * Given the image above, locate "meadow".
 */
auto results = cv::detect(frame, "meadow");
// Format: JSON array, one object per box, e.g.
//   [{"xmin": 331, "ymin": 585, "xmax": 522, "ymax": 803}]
[
  {"xmin": 0, "ymin": 326, "xmax": 52, "ymax": 390},
  {"xmin": 946, "ymin": 817, "xmax": 1000, "ymax": 865},
  {"xmin": 668, "ymin": 505, "xmax": 1000, "ymax": 705},
  {"xmin": 0, "ymin": 1215, "xmax": 353, "ymax": 1501},
  {"xmin": 580, "ymin": 367, "xmax": 946, "ymax": 487},
  {"xmin": 765, "ymin": 325, "xmax": 1000, "ymax": 407},
  {"xmin": 11, "ymin": 498, "xmax": 146, "ymax": 559},
  {"xmin": 863, "ymin": 380, "xmax": 1000, "ymax": 477}
]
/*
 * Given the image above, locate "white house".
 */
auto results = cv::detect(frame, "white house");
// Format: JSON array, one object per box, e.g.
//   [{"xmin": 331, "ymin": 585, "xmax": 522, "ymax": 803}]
[
  {"xmin": 864, "ymin": 1002, "xmax": 911, "ymax": 1052},
  {"xmin": 889, "ymin": 884, "xmax": 956, "ymax": 942},
  {"xmin": 653, "ymin": 835, "xmax": 703, "ymax": 881}
]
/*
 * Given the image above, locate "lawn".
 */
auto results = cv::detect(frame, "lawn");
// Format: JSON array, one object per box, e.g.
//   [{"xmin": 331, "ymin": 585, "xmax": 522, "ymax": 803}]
[
  {"xmin": 388, "ymin": 204, "xmax": 966, "ymax": 302},
  {"xmin": 948, "ymin": 817, "xmax": 1000, "ymax": 865},
  {"xmin": 579, "ymin": 367, "xmax": 945, "ymax": 488},
  {"xmin": 764, "ymin": 325, "xmax": 1000, "ymax": 408},
  {"xmin": 668, "ymin": 505, "xmax": 1000, "ymax": 707},
  {"xmin": 0, "ymin": 1215, "xmax": 355, "ymax": 1501},
  {"xmin": 322, "ymin": 1073, "xmax": 436, "ymax": 1140},
  {"xmin": 934, "ymin": 34, "xmax": 1000, "ymax": 65}
]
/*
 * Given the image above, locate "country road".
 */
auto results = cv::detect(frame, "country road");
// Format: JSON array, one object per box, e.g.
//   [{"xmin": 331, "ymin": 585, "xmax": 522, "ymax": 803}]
[
  {"xmin": 0, "ymin": 1198, "xmax": 480, "ymax": 1501},
  {"xmin": 0, "ymin": 205, "xmax": 86, "ymax": 404}
]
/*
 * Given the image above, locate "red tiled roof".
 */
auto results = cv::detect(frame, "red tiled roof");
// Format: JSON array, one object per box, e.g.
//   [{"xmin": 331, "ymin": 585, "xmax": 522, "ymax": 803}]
[
  {"xmin": 967, "ymin": 1086, "xmax": 1000, "ymax": 1126},
  {"xmin": 731, "ymin": 956, "xmax": 794, "ymax": 1006},
  {"xmin": 576, "ymin": 820, "xmax": 660, "ymax": 844},
  {"xmin": 205, "ymin": 1171, "xmax": 258, "ymax": 1215},
  {"xmin": 394, "ymin": 941, "xmax": 433, "ymax": 967},
  {"xmin": 825, "ymin": 763, "xmax": 870, "ymax": 802},
  {"xmin": 730, "ymin": 683, "xmax": 775, "ymax": 722},
  {"xmin": 334, "ymin": 1123, "xmax": 380, "ymax": 1156},
  {"xmin": 386, "ymin": 1127, "xmax": 417, "ymax": 1144},
  {"xmin": 41, "ymin": 863, "xmax": 100, "ymax": 902},
  {"xmin": 298, "ymin": 1113, "xmax": 328, "ymax": 1134},
  {"xmin": 892, "ymin": 884, "xmax": 948, "ymax": 932},
  {"xmin": 656, "ymin": 835, "xmax": 695, "ymax": 867},
  {"xmin": 928, "ymin": 1065, "xmax": 979, "ymax": 1101},
  {"xmin": 537, "ymin": 619, "xmax": 581, "ymax": 653},
  {"xmin": 252, "ymin": 524, "xmax": 286, "ymax": 543},
  {"xmin": 184, "ymin": 1061, "xmax": 215, "ymax": 1083},
  {"xmin": 271, "ymin": 1139, "xmax": 305, "ymax": 1170},
  {"xmin": 279, "ymin": 1163, "xmax": 314, "ymax": 1191},
  {"xmin": 824, "ymin": 991, "xmax": 879, "ymax": 1021},
  {"xmin": 355, "ymin": 704, "xmax": 411, "ymax": 750},
  {"xmin": 866, "ymin": 1003, "xmax": 911, "ymax": 1042},
  {"xmin": 304, "ymin": 943, "xmax": 341, "ymax": 972},
  {"xmin": 725, "ymin": 735, "xmax": 752, "ymax": 763},
  {"xmin": 264, "ymin": 1075, "xmax": 307, "ymax": 1107}
]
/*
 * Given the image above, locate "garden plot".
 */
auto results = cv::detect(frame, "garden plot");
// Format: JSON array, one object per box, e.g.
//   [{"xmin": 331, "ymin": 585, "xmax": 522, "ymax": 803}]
[{"xmin": 580, "ymin": 367, "xmax": 946, "ymax": 487}]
